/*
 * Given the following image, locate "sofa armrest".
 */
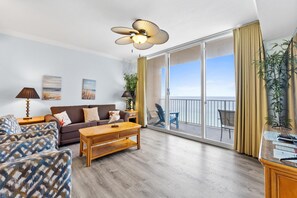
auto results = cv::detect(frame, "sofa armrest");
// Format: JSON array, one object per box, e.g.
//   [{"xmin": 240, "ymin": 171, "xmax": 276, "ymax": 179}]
[
  {"xmin": 0, "ymin": 128, "xmax": 58, "ymax": 147},
  {"xmin": 0, "ymin": 149, "xmax": 72, "ymax": 198},
  {"xmin": 21, "ymin": 121, "xmax": 57, "ymax": 133},
  {"xmin": 119, "ymin": 110, "xmax": 129, "ymax": 122},
  {"xmin": 0, "ymin": 134, "xmax": 56, "ymax": 163},
  {"xmin": 45, "ymin": 114, "xmax": 61, "ymax": 130}
]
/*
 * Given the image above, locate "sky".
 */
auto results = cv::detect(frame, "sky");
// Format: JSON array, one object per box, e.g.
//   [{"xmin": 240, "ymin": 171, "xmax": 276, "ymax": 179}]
[{"xmin": 161, "ymin": 54, "xmax": 235, "ymax": 98}]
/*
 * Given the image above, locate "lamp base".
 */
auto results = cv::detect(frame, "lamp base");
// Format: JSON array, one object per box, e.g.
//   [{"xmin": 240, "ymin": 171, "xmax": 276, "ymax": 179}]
[{"xmin": 23, "ymin": 117, "xmax": 32, "ymax": 120}]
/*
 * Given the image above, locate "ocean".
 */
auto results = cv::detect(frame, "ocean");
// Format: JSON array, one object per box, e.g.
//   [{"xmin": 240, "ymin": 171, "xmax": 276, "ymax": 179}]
[{"xmin": 159, "ymin": 96, "xmax": 236, "ymax": 127}]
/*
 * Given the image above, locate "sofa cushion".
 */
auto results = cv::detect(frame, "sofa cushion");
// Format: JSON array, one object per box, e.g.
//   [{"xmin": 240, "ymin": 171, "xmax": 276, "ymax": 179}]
[
  {"xmin": 97, "ymin": 120, "xmax": 109, "ymax": 125},
  {"xmin": 61, "ymin": 122, "xmax": 96, "ymax": 133},
  {"xmin": 115, "ymin": 119, "xmax": 124, "ymax": 123},
  {"xmin": 60, "ymin": 132, "xmax": 80, "ymax": 144},
  {"xmin": 97, "ymin": 119, "xmax": 124, "ymax": 125},
  {"xmin": 83, "ymin": 107, "xmax": 100, "ymax": 122},
  {"xmin": 108, "ymin": 111, "xmax": 120, "ymax": 123},
  {"xmin": 51, "ymin": 105, "xmax": 88, "ymax": 124},
  {"xmin": 89, "ymin": 104, "xmax": 116, "ymax": 120},
  {"xmin": 54, "ymin": 111, "xmax": 72, "ymax": 126}
]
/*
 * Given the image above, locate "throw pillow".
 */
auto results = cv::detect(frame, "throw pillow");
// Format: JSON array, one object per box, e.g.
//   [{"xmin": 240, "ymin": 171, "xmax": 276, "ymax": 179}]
[
  {"xmin": 83, "ymin": 107, "xmax": 100, "ymax": 123},
  {"xmin": 108, "ymin": 111, "xmax": 120, "ymax": 123},
  {"xmin": 0, "ymin": 115, "xmax": 22, "ymax": 135},
  {"xmin": 54, "ymin": 111, "xmax": 72, "ymax": 126},
  {"xmin": 109, "ymin": 110, "xmax": 120, "ymax": 118}
]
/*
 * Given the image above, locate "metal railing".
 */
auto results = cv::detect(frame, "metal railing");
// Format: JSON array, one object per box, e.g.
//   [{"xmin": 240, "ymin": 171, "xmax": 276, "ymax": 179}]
[{"xmin": 159, "ymin": 98, "xmax": 236, "ymax": 128}]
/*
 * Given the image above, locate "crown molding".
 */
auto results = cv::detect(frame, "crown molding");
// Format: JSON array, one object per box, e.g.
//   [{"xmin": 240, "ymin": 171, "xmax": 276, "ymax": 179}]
[{"xmin": 0, "ymin": 29, "xmax": 122, "ymax": 61}]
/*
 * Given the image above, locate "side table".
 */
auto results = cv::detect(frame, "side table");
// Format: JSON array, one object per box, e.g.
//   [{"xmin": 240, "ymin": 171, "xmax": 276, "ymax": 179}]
[
  {"xmin": 125, "ymin": 110, "xmax": 139, "ymax": 124},
  {"xmin": 17, "ymin": 116, "xmax": 45, "ymax": 125}
]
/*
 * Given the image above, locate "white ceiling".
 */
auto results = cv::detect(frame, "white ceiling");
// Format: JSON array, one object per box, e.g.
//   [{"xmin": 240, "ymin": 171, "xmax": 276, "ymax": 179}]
[
  {"xmin": 0, "ymin": 0, "xmax": 296, "ymax": 60},
  {"xmin": 255, "ymin": 0, "xmax": 297, "ymax": 41}
]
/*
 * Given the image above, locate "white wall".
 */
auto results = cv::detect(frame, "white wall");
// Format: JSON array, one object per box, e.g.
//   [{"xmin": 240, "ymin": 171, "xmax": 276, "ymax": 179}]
[
  {"xmin": 264, "ymin": 36, "xmax": 292, "ymax": 52},
  {"xmin": 0, "ymin": 33, "xmax": 125, "ymax": 118},
  {"xmin": 122, "ymin": 59, "xmax": 137, "ymax": 75}
]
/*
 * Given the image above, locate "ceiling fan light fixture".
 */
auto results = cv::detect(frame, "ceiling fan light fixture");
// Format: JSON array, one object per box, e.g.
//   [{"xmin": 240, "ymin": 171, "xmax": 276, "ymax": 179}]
[
  {"xmin": 132, "ymin": 34, "xmax": 147, "ymax": 44},
  {"xmin": 112, "ymin": 19, "xmax": 169, "ymax": 50}
]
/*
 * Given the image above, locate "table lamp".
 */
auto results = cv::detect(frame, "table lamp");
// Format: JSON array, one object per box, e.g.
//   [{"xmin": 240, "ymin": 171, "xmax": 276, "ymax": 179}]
[
  {"xmin": 121, "ymin": 91, "xmax": 132, "ymax": 110},
  {"xmin": 16, "ymin": 87, "xmax": 40, "ymax": 120}
]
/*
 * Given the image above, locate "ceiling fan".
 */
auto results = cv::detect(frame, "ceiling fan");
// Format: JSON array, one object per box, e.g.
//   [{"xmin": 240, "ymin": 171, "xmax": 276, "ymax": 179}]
[{"xmin": 111, "ymin": 19, "xmax": 169, "ymax": 50}]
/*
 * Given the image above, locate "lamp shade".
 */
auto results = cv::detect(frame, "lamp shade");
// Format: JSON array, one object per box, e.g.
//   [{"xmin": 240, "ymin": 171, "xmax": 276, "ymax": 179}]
[
  {"xmin": 121, "ymin": 91, "xmax": 132, "ymax": 98},
  {"xmin": 16, "ymin": 87, "xmax": 40, "ymax": 99}
]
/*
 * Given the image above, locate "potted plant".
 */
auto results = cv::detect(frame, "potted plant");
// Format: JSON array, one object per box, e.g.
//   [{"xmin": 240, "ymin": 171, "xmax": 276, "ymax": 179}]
[
  {"xmin": 255, "ymin": 39, "xmax": 297, "ymax": 128},
  {"xmin": 123, "ymin": 73, "xmax": 138, "ymax": 109}
]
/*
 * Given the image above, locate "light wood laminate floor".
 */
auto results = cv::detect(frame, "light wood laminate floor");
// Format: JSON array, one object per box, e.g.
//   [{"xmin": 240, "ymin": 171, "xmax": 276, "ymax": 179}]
[{"xmin": 66, "ymin": 128, "xmax": 264, "ymax": 198}]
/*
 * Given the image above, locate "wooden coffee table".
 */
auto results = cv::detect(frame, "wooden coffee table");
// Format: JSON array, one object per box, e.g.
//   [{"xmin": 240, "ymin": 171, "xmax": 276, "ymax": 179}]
[{"xmin": 79, "ymin": 122, "xmax": 141, "ymax": 167}]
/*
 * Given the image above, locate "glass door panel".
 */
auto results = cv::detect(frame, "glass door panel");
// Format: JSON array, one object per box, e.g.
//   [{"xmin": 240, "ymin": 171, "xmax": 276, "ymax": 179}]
[
  {"xmin": 205, "ymin": 35, "xmax": 235, "ymax": 145},
  {"xmin": 169, "ymin": 45, "xmax": 201, "ymax": 136},
  {"xmin": 147, "ymin": 55, "xmax": 167, "ymax": 129}
]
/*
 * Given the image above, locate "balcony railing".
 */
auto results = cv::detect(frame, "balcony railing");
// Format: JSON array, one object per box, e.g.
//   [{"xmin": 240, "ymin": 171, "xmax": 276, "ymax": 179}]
[{"xmin": 159, "ymin": 98, "xmax": 236, "ymax": 128}]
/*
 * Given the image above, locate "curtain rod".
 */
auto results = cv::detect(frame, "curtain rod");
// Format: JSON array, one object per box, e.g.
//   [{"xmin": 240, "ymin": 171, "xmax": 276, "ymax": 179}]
[{"xmin": 146, "ymin": 20, "xmax": 259, "ymax": 59}]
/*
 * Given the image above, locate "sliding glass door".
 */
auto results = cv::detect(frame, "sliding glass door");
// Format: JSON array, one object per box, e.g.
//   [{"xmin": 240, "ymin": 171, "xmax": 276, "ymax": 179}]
[
  {"xmin": 205, "ymin": 35, "xmax": 235, "ymax": 145},
  {"xmin": 147, "ymin": 55, "xmax": 167, "ymax": 128},
  {"xmin": 169, "ymin": 45, "xmax": 201, "ymax": 136},
  {"xmin": 146, "ymin": 32, "xmax": 235, "ymax": 148}
]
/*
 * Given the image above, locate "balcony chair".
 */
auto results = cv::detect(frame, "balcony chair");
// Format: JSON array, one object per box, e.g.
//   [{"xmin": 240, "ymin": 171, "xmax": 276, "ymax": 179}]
[
  {"xmin": 0, "ymin": 117, "xmax": 72, "ymax": 197},
  {"xmin": 147, "ymin": 108, "xmax": 159, "ymax": 125},
  {"xmin": 155, "ymin": 103, "xmax": 179, "ymax": 129},
  {"xmin": 218, "ymin": 109, "xmax": 235, "ymax": 141}
]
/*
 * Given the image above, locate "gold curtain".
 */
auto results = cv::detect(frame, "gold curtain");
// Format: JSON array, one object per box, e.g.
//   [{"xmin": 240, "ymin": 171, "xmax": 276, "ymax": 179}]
[
  {"xmin": 288, "ymin": 34, "xmax": 297, "ymax": 130},
  {"xmin": 233, "ymin": 22, "xmax": 268, "ymax": 157},
  {"xmin": 136, "ymin": 57, "xmax": 147, "ymax": 127}
]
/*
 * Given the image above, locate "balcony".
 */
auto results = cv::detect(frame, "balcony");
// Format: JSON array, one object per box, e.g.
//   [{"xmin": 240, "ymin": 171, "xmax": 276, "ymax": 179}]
[{"xmin": 148, "ymin": 98, "xmax": 236, "ymax": 145}]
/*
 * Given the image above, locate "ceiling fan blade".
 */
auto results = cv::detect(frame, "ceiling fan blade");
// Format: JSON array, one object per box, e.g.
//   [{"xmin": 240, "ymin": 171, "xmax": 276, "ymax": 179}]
[
  {"xmin": 132, "ymin": 19, "xmax": 160, "ymax": 36},
  {"xmin": 147, "ymin": 30, "xmax": 169, "ymax": 44},
  {"xmin": 133, "ymin": 42, "xmax": 154, "ymax": 50},
  {"xmin": 115, "ymin": 36, "xmax": 133, "ymax": 45},
  {"xmin": 111, "ymin": 27, "xmax": 139, "ymax": 35}
]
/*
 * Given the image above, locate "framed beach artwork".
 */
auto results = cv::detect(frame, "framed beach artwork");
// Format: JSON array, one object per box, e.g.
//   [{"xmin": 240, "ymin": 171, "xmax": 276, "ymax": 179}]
[
  {"xmin": 42, "ymin": 75, "xmax": 62, "ymax": 100},
  {"xmin": 82, "ymin": 79, "xmax": 96, "ymax": 100}
]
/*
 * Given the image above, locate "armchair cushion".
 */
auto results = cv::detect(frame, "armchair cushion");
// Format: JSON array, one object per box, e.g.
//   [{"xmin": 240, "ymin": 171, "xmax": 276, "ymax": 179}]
[
  {"xmin": 0, "ymin": 128, "xmax": 58, "ymax": 146},
  {"xmin": 0, "ymin": 134, "xmax": 56, "ymax": 163},
  {"xmin": 21, "ymin": 121, "xmax": 57, "ymax": 133},
  {"xmin": 0, "ymin": 149, "xmax": 72, "ymax": 198},
  {"xmin": 0, "ymin": 115, "xmax": 22, "ymax": 135}
]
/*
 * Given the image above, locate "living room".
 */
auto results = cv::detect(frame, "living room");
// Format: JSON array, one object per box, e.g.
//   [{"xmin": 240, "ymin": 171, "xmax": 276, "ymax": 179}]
[{"xmin": 0, "ymin": 0, "xmax": 297, "ymax": 197}]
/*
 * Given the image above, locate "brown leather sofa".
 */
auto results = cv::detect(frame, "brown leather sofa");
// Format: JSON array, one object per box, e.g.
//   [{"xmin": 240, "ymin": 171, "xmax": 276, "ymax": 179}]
[{"xmin": 45, "ymin": 104, "xmax": 129, "ymax": 146}]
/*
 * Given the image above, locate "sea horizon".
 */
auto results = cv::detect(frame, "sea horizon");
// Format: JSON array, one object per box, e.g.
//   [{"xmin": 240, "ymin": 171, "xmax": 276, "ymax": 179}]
[{"xmin": 161, "ymin": 96, "xmax": 236, "ymax": 100}]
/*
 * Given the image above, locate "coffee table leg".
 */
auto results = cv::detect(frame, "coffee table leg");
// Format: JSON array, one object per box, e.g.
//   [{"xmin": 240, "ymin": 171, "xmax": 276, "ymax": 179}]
[
  {"xmin": 137, "ymin": 129, "xmax": 141, "ymax": 149},
  {"xmin": 79, "ymin": 136, "xmax": 83, "ymax": 157},
  {"xmin": 86, "ymin": 139, "xmax": 92, "ymax": 167}
]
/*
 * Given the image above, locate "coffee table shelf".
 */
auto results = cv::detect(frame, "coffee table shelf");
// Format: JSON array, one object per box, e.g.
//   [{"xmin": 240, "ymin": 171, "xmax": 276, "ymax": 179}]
[{"xmin": 82, "ymin": 139, "xmax": 137, "ymax": 160}]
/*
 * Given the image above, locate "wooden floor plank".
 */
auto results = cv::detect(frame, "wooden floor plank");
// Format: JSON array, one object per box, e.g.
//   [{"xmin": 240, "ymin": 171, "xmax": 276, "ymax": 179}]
[{"xmin": 66, "ymin": 128, "xmax": 264, "ymax": 198}]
